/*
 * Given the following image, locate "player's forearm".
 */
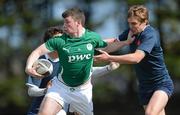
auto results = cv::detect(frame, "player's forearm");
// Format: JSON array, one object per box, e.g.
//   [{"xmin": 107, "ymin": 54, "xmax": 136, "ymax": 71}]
[
  {"xmin": 103, "ymin": 41, "xmax": 128, "ymax": 53},
  {"xmin": 109, "ymin": 54, "xmax": 137, "ymax": 64},
  {"xmin": 104, "ymin": 38, "xmax": 116, "ymax": 43},
  {"xmin": 92, "ymin": 62, "xmax": 119, "ymax": 78},
  {"xmin": 109, "ymin": 51, "xmax": 145, "ymax": 64},
  {"xmin": 26, "ymin": 51, "xmax": 41, "ymax": 70},
  {"xmin": 28, "ymin": 85, "xmax": 47, "ymax": 97},
  {"xmin": 25, "ymin": 44, "xmax": 51, "ymax": 78},
  {"xmin": 25, "ymin": 44, "xmax": 49, "ymax": 70},
  {"xmin": 91, "ymin": 66, "xmax": 110, "ymax": 78}
]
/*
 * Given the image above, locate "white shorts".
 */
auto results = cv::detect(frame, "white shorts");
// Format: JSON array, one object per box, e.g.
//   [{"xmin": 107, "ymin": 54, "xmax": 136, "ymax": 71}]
[{"xmin": 45, "ymin": 76, "xmax": 93, "ymax": 115}]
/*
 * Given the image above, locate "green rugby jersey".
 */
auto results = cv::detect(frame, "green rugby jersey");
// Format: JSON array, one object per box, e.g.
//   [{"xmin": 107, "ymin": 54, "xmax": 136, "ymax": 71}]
[{"xmin": 45, "ymin": 29, "xmax": 107, "ymax": 87}]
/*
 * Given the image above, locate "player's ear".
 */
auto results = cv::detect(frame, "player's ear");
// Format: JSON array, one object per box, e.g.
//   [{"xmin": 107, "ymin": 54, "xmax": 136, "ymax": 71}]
[{"xmin": 145, "ymin": 19, "xmax": 148, "ymax": 25}]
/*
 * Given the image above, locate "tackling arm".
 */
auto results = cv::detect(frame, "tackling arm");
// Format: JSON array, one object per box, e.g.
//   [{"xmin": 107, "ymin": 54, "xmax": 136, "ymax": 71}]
[
  {"xmin": 100, "ymin": 31, "xmax": 135, "ymax": 53},
  {"xmin": 94, "ymin": 50, "xmax": 145, "ymax": 64},
  {"xmin": 91, "ymin": 62, "xmax": 120, "ymax": 78},
  {"xmin": 108, "ymin": 50, "xmax": 145, "ymax": 64},
  {"xmin": 102, "ymin": 40, "xmax": 129, "ymax": 53}
]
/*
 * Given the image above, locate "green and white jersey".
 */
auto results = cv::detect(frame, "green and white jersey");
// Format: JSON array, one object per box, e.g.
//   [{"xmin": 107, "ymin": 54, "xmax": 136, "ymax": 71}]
[{"xmin": 45, "ymin": 29, "xmax": 107, "ymax": 87}]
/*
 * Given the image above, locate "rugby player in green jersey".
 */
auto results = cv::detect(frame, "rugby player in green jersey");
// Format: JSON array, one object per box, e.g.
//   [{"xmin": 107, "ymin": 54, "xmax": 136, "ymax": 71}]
[
  {"xmin": 26, "ymin": 26, "xmax": 120, "ymax": 115},
  {"xmin": 25, "ymin": 8, "xmax": 130, "ymax": 115}
]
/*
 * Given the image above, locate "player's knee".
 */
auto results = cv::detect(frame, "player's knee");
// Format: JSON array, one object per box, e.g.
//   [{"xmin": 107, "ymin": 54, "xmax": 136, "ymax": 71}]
[
  {"xmin": 38, "ymin": 109, "xmax": 52, "ymax": 115},
  {"xmin": 57, "ymin": 109, "xmax": 67, "ymax": 115}
]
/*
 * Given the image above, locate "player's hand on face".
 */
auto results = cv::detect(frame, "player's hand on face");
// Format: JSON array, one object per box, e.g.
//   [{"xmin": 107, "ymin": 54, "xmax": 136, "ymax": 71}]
[
  {"xmin": 94, "ymin": 50, "xmax": 110, "ymax": 62},
  {"xmin": 25, "ymin": 66, "xmax": 44, "ymax": 79},
  {"xmin": 126, "ymin": 30, "xmax": 135, "ymax": 45}
]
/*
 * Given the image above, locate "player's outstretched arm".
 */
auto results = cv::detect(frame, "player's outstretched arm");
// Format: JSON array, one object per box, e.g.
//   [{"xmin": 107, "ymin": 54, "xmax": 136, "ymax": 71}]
[
  {"xmin": 91, "ymin": 62, "xmax": 120, "ymax": 78},
  {"xmin": 101, "ymin": 31, "xmax": 135, "ymax": 53}
]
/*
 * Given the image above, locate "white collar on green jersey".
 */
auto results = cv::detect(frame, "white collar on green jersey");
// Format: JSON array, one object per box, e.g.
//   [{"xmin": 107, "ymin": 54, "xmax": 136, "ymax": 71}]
[
  {"xmin": 69, "ymin": 27, "xmax": 85, "ymax": 38},
  {"xmin": 80, "ymin": 27, "xmax": 85, "ymax": 37}
]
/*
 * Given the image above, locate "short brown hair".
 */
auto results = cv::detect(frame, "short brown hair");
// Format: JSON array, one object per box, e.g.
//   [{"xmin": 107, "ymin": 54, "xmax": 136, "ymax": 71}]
[
  {"xmin": 62, "ymin": 8, "xmax": 85, "ymax": 26},
  {"xmin": 128, "ymin": 5, "xmax": 149, "ymax": 24}
]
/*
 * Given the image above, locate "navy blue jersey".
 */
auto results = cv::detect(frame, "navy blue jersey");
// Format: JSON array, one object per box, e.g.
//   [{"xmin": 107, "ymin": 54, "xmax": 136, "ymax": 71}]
[
  {"xmin": 118, "ymin": 26, "xmax": 172, "ymax": 88},
  {"xmin": 26, "ymin": 55, "xmax": 60, "ymax": 115}
]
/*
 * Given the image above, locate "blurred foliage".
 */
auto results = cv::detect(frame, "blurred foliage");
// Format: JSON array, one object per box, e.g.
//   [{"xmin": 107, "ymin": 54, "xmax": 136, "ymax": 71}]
[
  {"xmin": 127, "ymin": 0, "xmax": 145, "ymax": 5},
  {"xmin": 165, "ymin": 41, "xmax": 180, "ymax": 78},
  {"xmin": 166, "ymin": 55, "xmax": 180, "ymax": 78},
  {"xmin": 0, "ymin": 75, "xmax": 27, "ymax": 107},
  {"xmin": 94, "ymin": 82, "xmax": 119, "ymax": 103}
]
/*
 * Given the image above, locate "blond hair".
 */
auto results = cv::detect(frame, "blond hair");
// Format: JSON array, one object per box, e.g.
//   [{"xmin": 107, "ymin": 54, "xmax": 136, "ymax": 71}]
[{"xmin": 128, "ymin": 5, "xmax": 149, "ymax": 24}]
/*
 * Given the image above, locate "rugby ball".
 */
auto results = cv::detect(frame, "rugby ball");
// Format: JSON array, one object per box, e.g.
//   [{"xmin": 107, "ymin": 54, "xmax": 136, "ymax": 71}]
[{"xmin": 33, "ymin": 59, "xmax": 53, "ymax": 76}]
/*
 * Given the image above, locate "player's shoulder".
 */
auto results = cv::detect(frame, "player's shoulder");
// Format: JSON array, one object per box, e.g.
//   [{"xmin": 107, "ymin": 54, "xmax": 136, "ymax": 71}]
[
  {"xmin": 140, "ymin": 26, "xmax": 161, "ymax": 47},
  {"xmin": 47, "ymin": 34, "xmax": 66, "ymax": 42},
  {"xmin": 143, "ymin": 25, "xmax": 157, "ymax": 35},
  {"xmin": 46, "ymin": 34, "xmax": 66, "ymax": 47},
  {"xmin": 85, "ymin": 29, "xmax": 99, "ymax": 36}
]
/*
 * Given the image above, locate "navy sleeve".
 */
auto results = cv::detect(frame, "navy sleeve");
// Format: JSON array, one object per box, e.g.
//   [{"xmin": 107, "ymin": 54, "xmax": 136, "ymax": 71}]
[
  {"xmin": 26, "ymin": 76, "xmax": 42, "ymax": 87},
  {"xmin": 118, "ymin": 29, "xmax": 129, "ymax": 41},
  {"xmin": 137, "ymin": 30, "xmax": 157, "ymax": 54},
  {"xmin": 25, "ymin": 55, "xmax": 46, "ymax": 87}
]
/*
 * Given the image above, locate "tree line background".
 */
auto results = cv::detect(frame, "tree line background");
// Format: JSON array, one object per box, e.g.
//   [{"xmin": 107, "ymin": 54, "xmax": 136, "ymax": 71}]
[{"xmin": 0, "ymin": 0, "xmax": 179, "ymax": 115}]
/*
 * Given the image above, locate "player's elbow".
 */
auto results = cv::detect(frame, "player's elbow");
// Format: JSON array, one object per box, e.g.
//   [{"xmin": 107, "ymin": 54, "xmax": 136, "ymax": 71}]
[
  {"xmin": 133, "ymin": 58, "xmax": 142, "ymax": 64},
  {"xmin": 130, "ymin": 55, "xmax": 143, "ymax": 64},
  {"xmin": 27, "ymin": 86, "xmax": 46, "ymax": 97},
  {"xmin": 28, "ymin": 88, "xmax": 34, "ymax": 96},
  {"xmin": 132, "ymin": 50, "xmax": 145, "ymax": 63},
  {"xmin": 32, "ymin": 44, "xmax": 49, "ymax": 57},
  {"xmin": 27, "ymin": 86, "xmax": 41, "ymax": 97}
]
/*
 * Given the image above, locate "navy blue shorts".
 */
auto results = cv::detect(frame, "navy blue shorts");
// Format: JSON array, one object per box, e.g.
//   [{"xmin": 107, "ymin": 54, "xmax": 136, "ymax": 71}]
[{"xmin": 138, "ymin": 80, "xmax": 174, "ymax": 105}]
